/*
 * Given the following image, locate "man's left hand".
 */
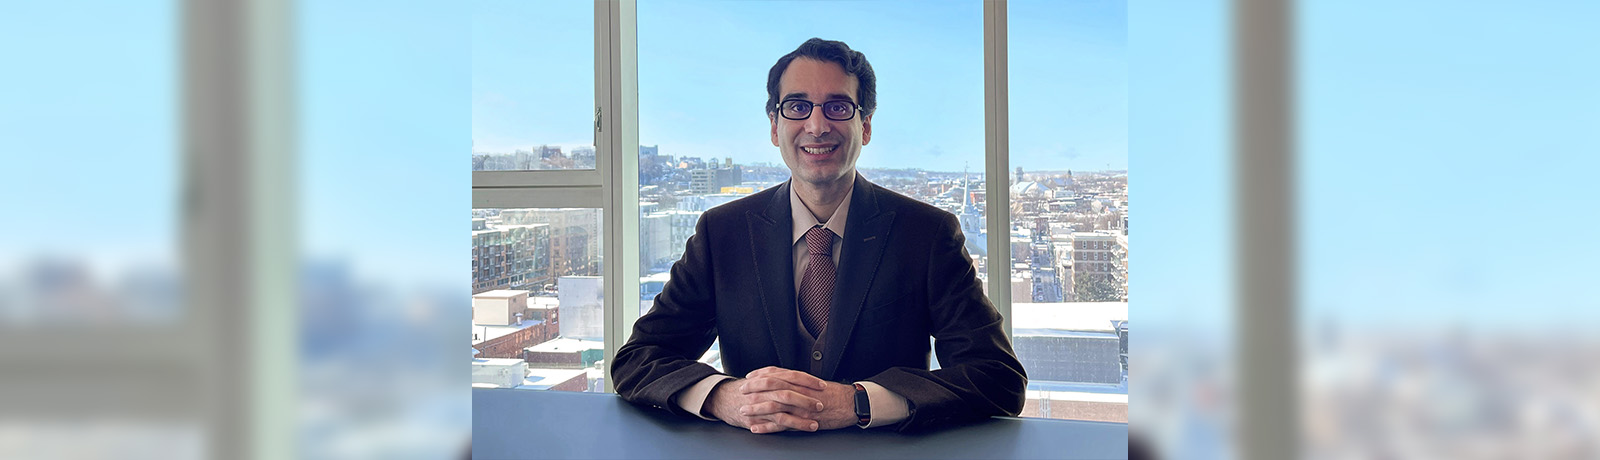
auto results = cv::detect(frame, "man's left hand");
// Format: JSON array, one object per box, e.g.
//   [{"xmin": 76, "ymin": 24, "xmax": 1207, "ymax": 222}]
[{"xmin": 742, "ymin": 366, "xmax": 859, "ymax": 432}]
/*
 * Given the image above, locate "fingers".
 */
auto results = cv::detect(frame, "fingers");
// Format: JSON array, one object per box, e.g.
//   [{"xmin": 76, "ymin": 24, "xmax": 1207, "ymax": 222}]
[
  {"xmin": 738, "ymin": 391, "xmax": 823, "ymax": 417},
  {"xmin": 747, "ymin": 412, "xmax": 819, "ymax": 434},
  {"xmin": 775, "ymin": 389, "xmax": 825, "ymax": 412},
  {"xmin": 731, "ymin": 367, "xmax": 834, "ymax": 435},
  {"xmin": 739, "ymin": 380, "xmax": 825, "ymax": 408},
  {"xmin": 745, "ymin": 366, "xmax": 827, "ymax": 392}
]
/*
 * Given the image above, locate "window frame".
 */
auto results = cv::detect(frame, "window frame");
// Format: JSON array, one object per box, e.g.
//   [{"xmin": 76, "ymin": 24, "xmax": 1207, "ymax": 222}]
[
  {"xmin": 472, "ymin": 0, "xmax": 1020, "ymax": 395},
  {"xmin": 470, "ymin": 1, "xmax": 640, "ymax": 393}
]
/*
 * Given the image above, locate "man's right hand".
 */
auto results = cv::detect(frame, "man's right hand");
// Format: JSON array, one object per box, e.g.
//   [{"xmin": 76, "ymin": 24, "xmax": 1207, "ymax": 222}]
[{"xmin": 705, "ymin": 373, "xmax": 828, "ymax": 434}]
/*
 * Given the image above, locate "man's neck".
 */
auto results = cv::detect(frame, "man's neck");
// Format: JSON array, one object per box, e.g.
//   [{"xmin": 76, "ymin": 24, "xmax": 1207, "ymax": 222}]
[{"xmin": 793, "ymin": 170, "xmax": 855, "ymax": 223}]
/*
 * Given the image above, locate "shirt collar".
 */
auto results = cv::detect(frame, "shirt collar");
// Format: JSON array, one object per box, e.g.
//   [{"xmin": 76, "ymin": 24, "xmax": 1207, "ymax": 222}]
[{"xmin": 790, "ymin": 180, "xmax": 854, "ymax": 246}]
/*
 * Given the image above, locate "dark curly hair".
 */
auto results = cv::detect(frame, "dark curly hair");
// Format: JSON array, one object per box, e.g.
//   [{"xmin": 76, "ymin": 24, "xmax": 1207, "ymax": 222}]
[{"xmin": 765, "ymin": 38, "xmax": 877, "ymax": 119}]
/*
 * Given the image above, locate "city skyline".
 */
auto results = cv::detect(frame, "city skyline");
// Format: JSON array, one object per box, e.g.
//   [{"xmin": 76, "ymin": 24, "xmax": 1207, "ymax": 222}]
[
  {"xmin": 471, "ymin": 142, "xmax": 1130, "ymax": 176},
  {"xmin": 471, "ymin": 153, "xmax": 1131, "ymax": 421}
]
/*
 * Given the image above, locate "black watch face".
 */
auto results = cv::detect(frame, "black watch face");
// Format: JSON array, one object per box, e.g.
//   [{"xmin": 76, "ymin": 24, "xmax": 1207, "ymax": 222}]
[{"xmin": 855, "ymin": 386, "xmax": 871, "ymax": 419}]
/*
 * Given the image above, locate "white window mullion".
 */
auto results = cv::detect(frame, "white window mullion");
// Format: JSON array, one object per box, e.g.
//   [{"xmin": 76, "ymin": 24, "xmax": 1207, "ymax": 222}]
[
  {"xmin": 472, "ymin": 170, "xmax": 603, "ymax": 188},
  {"xmin": 471, "ymin": 171, "xmax": 606, "ymax": 208},
  {"xmin": 472, "ymin": 185, "xmax": 602, "ymax": 209},
  {"xmin": 983, "ymin": 0, "xmax": 1013, "ymax": 338},
  {"xmin": 597, "ymin": 0, "xmax": 640, "ymax": 394}
]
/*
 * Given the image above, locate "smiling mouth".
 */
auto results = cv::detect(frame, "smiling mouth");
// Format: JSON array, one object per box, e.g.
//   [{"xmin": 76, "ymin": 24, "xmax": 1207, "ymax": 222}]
[{"xmin": 801, "ymin": 145, "xmax": 838, "ymax": 155}]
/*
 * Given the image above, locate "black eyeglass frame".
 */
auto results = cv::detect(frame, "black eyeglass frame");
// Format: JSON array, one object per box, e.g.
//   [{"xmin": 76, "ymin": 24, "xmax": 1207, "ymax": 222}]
[{"xmin": 774, "ymin": 99, "xmax": 862, "ymax": 121}]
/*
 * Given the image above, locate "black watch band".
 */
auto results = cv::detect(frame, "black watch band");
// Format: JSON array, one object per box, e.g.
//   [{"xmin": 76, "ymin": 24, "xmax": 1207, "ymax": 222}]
[{"xmin": 853, "ymin": 383, "xmax": 871, "ymax": 428}]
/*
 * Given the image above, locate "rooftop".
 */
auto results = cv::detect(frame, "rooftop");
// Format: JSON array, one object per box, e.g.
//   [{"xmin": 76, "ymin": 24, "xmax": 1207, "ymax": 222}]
[
  {"xmin": 526, "ymin": 337, "xmax": 604, "ymax": 354},
  {"xmin": 474, "ymin": 289, "xmax": 530, "ymax": 299},
  {"xmin": 1011, "ymin": 302, "xmax": 1128, "ymax": 333},
  {"xmin": 472, "ymin": 320, "xmax": 544, "ymax": 344},
  {"xmin": 515, "ymin": 368, "xmax": 589, "ymax": 391}
]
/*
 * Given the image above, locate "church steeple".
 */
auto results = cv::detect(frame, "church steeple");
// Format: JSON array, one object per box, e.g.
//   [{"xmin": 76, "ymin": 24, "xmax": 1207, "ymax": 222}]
[{"xmin": 962, "ymin": 166, "xmax": 973, "ymax": 212}]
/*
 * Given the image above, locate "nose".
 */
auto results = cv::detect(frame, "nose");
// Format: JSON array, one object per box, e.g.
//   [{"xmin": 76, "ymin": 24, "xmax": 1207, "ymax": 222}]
[{"xmin": 803, "ymin": 110, "xmax": 830, "ymax": 137}]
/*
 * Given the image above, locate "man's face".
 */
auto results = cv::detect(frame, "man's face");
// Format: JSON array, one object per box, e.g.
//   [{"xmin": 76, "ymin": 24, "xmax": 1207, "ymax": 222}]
[{"xmin": 770, "ymin": 58, "xmax": 872, "ymax": 188}]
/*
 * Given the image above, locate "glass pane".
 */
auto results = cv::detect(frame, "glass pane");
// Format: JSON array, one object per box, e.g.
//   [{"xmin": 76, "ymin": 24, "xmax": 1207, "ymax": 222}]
[
  {"xmin": 0, "ymin": 1, "xmax": 181, "ymax": 326},
  {"xmin": 1298, "ymin": 3, "xmax": 1600, "ymax": 458},
  {"xmin": 472, "ymin": 208, "xmax": 606, "ymax": 392},
  {"xmin": 636, "ymin": 0, "xmax": 986, "ymax": 344},
  {"xmin": 471, "ymin": 1, "xmax": 595, "ymax": 171},
  {"xmin": 1009, "ymin": 0, "xmax": 1129, "ymax": 422},
  {"xmin": 300, "ymin": 1, "xmax": 471, "ymax": 457}
]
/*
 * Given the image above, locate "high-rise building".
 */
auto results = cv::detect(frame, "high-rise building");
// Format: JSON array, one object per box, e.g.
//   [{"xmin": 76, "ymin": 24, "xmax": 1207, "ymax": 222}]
[
  {"xmin": 569, "ymin": 146, "xmax": 596, "ymax": 168},
  {"xmin": 1070, "ymin": 231, "xmax": 1127, "ymax": 301},
  {"xmin": 689, "ymin": 169, "xmax": 716, "ymax": 195},
  {"xmin": 639, "ymin": 209, "xmax": 700, "ymax": 270},
  {"xmin": 690, "ymin": 166, "xmax": 742, "ymax": 195},
  {"xmin": 472, "ymin": 221, "xmax": 550, "ymax": 294},
  {"xmin": 498, "ymin": 209, "xmax": 602, "ymax": 279},
  {"xmin": 639, "ymin": 145, "xmax": 667, "ymax": 183}
]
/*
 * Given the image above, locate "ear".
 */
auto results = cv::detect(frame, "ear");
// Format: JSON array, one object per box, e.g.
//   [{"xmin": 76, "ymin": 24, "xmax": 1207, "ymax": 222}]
[
  {"xmin": 769, "ymin": 113, "xmax": 780, "ymax": 147},
  {"xmin": 861, "ymin": 113, "xmax": 873, "ymax": 145}
]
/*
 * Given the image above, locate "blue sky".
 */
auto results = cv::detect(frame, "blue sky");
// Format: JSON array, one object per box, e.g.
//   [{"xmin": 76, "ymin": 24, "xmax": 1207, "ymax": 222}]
[
  {"xmin": 0, "ymin": 0, "xmax": 178, "ymax": 275},
  {"xmin": 5, "ymin": 0, "xmax": 1597, "ymax": 331},
  {"xmin": 1127, "ymin": 0, "xmax": 1232, "ymax": 335},
  {"xmin": 299, "ymin": 0, "xmax": 467, "ymax": 287},
  {"xmin": 1296, "ymin": 0, "xmax": 1600, "ymax": 331},
  {"xmin": 473, "ymin": 0, "xmax": 1128, "ymax": 174}
]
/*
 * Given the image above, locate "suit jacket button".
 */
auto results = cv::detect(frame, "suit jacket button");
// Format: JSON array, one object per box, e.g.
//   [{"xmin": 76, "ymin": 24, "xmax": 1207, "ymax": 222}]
[{"xmin": 812, "ymin": 351, "xmax": 823, "ymax": 361}]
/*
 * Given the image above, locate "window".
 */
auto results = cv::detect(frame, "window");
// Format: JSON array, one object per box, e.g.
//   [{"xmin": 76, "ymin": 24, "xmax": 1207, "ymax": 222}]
[
  {"xmin": 1, "ymin": 1, "xmax": 181, "ymax": 326},
  {"xmin": 635, "ymin": 0, "xmax": 988, "ymax": 332},
  {"xmin": 471, "ymin": 0, "xmax": 633, "ymax": 394},
  {"xmin": 471, "ymin": 207, "xmax": 606, "ymax": 393},
  {"xmin": 0, "ymin": 1, "xmax": 197, "ymax": 457},
  {"xmin": 471, "ymin": 1, "xmax": 595, "ymax": 171},
  {"xmin": 1008, "ymin": 0, "xmax": 1129, "ymax": 422},
  {"xmin": 473, "ymin": 0, "xmax": 1131, "ymax": 426}
]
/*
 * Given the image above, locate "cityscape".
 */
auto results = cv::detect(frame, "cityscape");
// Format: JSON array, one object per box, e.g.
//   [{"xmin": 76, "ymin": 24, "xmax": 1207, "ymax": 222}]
[{"xmin": 469, "ymin": 144, "xmax": 1130, "ymax": 422}]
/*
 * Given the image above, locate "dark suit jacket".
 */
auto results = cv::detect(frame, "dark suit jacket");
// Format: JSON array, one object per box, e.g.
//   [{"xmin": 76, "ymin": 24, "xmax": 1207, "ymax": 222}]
[{"xmin": 611, "ymin": 174, "xmax": 1026, "ymax": 432}]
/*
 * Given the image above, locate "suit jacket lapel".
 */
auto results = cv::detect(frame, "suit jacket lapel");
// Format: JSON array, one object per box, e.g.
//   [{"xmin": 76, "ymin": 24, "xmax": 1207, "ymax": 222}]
[
  {"xmin": 819, "ymin": 175, "xmax": 895, "ymax": 379},
  {"xmin": 748, "ymin": 181, "xmax": 799, "ymax": 371}
]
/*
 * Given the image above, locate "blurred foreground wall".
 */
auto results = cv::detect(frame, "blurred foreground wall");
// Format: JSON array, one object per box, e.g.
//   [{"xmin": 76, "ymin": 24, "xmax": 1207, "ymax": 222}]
[
  {"xmin": 1, "ymin": 1, "xmax": 466, "ymax": 459},
  {"xmin": 1133, "ymin": 0, "xmax": 1600, "ymax": 459}
]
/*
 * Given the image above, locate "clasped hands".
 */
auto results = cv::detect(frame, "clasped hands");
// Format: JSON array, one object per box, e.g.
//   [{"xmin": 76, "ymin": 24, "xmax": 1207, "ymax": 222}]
[{"xmin": 705, "ymin": 366, "xmax": 858, "ymax": 434}]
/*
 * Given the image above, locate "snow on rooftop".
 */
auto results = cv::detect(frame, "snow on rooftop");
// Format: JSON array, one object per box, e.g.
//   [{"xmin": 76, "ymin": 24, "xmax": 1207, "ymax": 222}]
[
  {"xmin": 473, "ymin": 289, "xmax": 530, "ymax": 299},
  {"xmin": 525, "ymin": 337, "xmax": 604, "ymax": 353},
  {"xmin": 472, "ymin": 320, "xmax": 544, "ymax": 344},
  {"xmin": 1011, "ymin": 302, "xmax": 1127, "ymax": 333},
  {"xmin": 530, "ymin": 296, "xmax": 558, "ymax": 309},
  {"xmin": 515, "ymin": 368, "xmax": 589, "ymax": 390}
]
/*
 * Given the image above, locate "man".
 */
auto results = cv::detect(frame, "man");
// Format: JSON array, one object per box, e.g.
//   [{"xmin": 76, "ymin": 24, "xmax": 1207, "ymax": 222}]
[{"xmin": 611, "ymin": 38, "xmax": 1025, "ymax": 434}]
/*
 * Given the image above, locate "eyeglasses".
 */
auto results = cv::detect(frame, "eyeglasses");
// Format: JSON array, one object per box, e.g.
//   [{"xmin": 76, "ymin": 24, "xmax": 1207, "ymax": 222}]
[{"xmin": 776, "ymin": 99, "xmax": 861, "ymax": 121}]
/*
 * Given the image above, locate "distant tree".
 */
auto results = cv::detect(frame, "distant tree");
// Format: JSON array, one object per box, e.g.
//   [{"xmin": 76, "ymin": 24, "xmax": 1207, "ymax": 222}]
[{"xmin": 1074, "ymin": 272, "xmax": 1123, "ymax": 302}]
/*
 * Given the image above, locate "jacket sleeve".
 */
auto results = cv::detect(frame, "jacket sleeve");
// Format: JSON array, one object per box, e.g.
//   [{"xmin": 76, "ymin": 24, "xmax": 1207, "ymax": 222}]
[
  {"xmin": 610, "ymin": 212, "xmax": 724, "ymax": 417},
  {"xmin": 865, "ymin": 213, "xmax": 1028, "ymax": 432}
]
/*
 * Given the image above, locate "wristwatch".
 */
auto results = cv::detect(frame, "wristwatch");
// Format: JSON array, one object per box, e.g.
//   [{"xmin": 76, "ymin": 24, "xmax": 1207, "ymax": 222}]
[{"xmin": 853, "ymin": 383, "xmax": 871, "ymax": 428}]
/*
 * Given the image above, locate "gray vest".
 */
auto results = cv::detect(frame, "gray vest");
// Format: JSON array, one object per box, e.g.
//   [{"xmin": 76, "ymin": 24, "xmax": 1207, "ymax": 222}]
[{"xmin": 795, "ymin": 305, "xmax": 830, "ymax": 378}]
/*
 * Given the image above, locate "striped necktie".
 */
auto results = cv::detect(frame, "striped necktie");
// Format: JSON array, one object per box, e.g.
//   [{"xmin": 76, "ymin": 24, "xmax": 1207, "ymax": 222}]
[{"xmin": 798, "ymin": 226, "xmax": 837, "ymax": 337}]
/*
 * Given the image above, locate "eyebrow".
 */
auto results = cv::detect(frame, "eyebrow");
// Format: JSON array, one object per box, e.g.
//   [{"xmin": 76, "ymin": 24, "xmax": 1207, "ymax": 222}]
[{"xmin": 781, "ymin": 92, "xmax": 856, "ymax": 103}]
